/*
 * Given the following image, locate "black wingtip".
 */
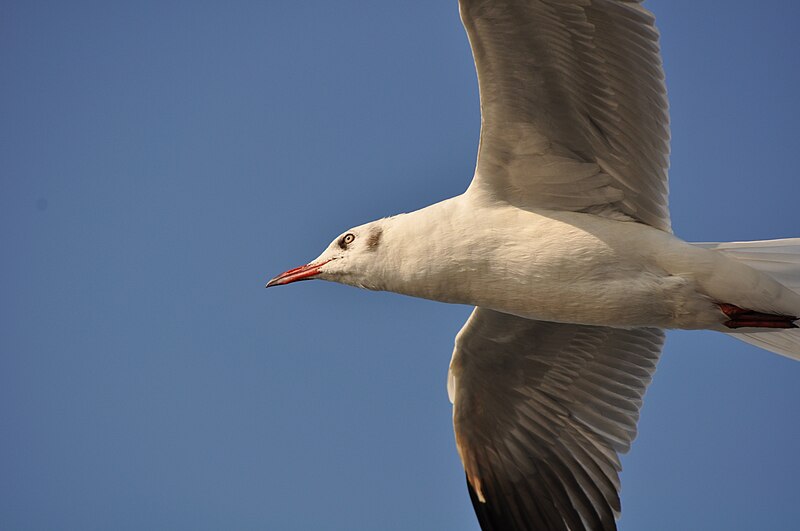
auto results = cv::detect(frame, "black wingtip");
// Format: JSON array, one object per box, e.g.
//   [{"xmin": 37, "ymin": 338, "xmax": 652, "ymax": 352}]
[{"xmin": 466, "ymin": 474, "xmax": 494, "ymax": 531}]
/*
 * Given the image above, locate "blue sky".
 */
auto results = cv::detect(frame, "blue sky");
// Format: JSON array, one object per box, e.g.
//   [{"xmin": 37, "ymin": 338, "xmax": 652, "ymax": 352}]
[{"xmin": 2, "ymin": 1, "xmax": 799, "ymax": 530}]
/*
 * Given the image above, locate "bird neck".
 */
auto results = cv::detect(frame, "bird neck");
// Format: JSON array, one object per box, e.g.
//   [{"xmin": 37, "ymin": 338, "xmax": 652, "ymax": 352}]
[{"xmin": 371, "ymin": 197, "xmax": 482, "ymax": 305}]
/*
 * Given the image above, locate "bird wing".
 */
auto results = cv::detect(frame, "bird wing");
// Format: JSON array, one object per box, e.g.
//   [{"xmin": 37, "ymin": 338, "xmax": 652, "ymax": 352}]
[
  {"xmin": 448, "ymin": 308, "xmax": 664, "ymax": 530},
  {"xmin": 460, "ymin": 0, "xmax": 671, "ymax": 231}
]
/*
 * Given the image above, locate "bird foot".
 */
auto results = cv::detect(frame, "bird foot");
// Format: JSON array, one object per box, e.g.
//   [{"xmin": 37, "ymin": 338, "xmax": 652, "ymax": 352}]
[{"xmin": 719, "ymin": 303, "xmax": 799, "ymax": 329}]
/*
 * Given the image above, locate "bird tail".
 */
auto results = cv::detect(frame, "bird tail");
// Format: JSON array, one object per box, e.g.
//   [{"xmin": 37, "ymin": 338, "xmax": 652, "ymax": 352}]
[{"xmin": 693, "ymin": 238, "xmax": 800, "ymax": 360}]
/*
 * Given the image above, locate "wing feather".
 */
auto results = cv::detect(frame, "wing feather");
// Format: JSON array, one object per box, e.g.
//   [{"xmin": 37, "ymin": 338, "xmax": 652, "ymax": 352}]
[
  {"xmin": 460, "ymin": 0, "xmax": 671, "ymax": 231},
  {"xmin": 449, "ymin": 308, "xmax": 664, "ymax": 530}
]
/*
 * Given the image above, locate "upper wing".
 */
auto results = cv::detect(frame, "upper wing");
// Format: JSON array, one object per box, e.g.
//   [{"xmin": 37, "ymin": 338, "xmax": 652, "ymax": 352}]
[
  {"xmin": 448, "ymin": 308, "xmax": 664, "ymax": 530},
  {"xmin": 460, "ymin": 0, "xmax": 671, "ymax": 231}
]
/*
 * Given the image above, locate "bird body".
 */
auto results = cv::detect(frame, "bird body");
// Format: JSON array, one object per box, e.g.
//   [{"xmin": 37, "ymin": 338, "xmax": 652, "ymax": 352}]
[{"xmin": 313, "ymin": 193, "xmax": 800, "ymax": 332}]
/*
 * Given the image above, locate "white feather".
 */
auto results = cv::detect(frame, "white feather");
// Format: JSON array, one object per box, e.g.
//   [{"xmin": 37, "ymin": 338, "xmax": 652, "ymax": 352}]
[{"xmin": 693, "ymin": 239, "xmax": 800, "ymax": 359}]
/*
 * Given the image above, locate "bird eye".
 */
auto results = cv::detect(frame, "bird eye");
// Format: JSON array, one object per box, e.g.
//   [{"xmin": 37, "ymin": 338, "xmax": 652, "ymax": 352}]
[{"xmin": 339, "ymin": 233, "xmax": 355, "ymax": 249}]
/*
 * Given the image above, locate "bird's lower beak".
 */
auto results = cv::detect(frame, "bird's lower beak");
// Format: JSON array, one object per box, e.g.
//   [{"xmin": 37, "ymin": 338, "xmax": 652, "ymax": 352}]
[{"xmin": 266, "ymin": 260, "xmax": 330, "ymax": 288}]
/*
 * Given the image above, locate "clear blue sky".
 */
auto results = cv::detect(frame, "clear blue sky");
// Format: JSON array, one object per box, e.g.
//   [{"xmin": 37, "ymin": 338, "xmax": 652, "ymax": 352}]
[{"xmin": 2, "ymin": 1, "xmax": 799, "ymax": 530}]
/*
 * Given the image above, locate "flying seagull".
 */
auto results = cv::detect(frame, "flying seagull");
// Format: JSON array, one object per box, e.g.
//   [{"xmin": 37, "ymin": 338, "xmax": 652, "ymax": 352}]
[{"xmin": 267, "ymin": 1, "xmax": 800, "ymax": 529}]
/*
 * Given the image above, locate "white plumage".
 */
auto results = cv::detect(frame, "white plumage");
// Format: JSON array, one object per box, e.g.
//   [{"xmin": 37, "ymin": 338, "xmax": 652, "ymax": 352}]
[{"xmin": 268, "ymin": 1, "xmax": 800, "ymax": 529}]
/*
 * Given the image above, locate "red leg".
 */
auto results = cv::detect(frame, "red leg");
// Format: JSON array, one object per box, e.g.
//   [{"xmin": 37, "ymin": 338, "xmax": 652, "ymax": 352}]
[{"xmin": 718, "ymin": 303, "xmax": 798, "ymax": 329}]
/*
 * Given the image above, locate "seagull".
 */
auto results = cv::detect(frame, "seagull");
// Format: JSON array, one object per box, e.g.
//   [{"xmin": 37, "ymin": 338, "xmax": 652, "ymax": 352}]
[{"xmin": 267, "ymin": 1, "xmax": 800, "ymax": 529}]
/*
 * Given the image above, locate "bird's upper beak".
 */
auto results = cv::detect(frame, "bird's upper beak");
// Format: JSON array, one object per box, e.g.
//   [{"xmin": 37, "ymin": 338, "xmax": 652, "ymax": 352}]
[{"xmin": 265, "ymin": 259, "xmax": 331, "ymax": 288}]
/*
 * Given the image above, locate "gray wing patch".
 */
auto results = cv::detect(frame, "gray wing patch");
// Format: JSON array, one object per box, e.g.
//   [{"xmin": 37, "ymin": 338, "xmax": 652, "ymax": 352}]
[{"xmin": 449, "ymin": 308, "xmax": 664, "ymax": 530}]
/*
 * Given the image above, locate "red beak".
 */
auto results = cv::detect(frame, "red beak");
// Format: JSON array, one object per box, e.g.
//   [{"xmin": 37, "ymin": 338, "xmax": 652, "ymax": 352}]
[{"xmin": 266, "ymin": 259, "xmax": 331, "ymax": 287}]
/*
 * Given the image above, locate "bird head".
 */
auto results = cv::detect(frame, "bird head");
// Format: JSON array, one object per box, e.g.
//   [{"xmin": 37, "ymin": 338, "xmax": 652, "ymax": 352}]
[{"xmin": 266, "ymin": 220, "xmax": 387, "ymax": 289}]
